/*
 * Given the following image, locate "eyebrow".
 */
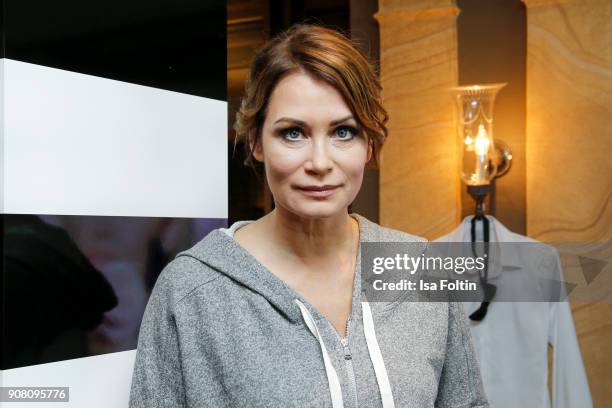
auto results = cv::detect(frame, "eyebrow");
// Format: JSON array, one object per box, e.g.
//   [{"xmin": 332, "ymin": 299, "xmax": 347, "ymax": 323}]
[{"xmin": 273, "ymin": 115, "xmax": 356, "ymax": 127}]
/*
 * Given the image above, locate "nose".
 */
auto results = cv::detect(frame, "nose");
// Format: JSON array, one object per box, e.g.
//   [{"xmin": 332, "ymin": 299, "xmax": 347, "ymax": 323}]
[{"xmin": 305, "ymin": 137, "xmax": 333, "ymax": 175}]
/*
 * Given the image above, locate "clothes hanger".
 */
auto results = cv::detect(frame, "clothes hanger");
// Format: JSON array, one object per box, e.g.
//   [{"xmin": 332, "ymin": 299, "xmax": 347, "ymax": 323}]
[{"xmin": 469, "ymin": 194, "xmax": 497, "ymax": 321}]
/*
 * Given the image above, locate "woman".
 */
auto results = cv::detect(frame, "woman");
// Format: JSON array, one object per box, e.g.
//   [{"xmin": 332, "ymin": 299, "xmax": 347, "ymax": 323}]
[{"xmin": 130, "ymin": 24, "xmax": 488, "ymax": 408}]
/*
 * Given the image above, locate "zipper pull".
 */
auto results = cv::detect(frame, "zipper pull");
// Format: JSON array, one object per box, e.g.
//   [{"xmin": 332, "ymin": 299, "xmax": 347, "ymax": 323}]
[{"xmin": 341, "ymin": 338, "xmax": 352, "ymax": 360}]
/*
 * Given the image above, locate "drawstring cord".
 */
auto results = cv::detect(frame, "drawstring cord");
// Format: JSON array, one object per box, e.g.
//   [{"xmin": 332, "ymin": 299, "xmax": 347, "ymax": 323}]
[
  {"xmin": 362, "ymin": 301, "xmax": 395, "ymax": 408},
  {"xmin": 295, "ymin": 299, "xmax": 344, "ymax": 408},
  {"xmin": 295, "ymin": 299, "xmax": 395, "ymax": 408}
]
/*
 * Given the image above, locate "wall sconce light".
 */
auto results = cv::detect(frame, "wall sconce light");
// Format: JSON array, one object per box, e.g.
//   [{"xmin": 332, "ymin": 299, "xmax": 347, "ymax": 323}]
[
  {"xmin": 451, "ymin": 83, "xmax": 513, "ymax": 213},
  {"xmin": 451, "ymin": 83, "xmax": 513, "ymax": 320}
]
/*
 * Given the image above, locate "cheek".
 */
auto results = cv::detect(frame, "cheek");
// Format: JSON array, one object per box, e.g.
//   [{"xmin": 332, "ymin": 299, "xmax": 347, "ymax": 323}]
[
  {"xmin": 339, "ymin": 146, "xmax": 369, "ymax": 181},
  {"xmin": 263, "ymin": 144, "xmax": 304, "ymax": 184}
]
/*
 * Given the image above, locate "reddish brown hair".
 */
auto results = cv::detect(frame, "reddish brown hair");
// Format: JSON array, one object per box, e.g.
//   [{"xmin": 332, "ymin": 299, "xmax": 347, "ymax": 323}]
[{"xmin": 234, "ymin": 23, "xmax": 388, "ymax": 170}]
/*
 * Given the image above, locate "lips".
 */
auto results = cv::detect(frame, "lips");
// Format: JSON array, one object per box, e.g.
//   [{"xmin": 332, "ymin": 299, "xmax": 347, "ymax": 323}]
[
  {"xmin": 297, "ymin": 185, "xmax": 340, "ymax": 191},
  {"xmin": 295, "ymin": 184, "xmax": 340, "ymax": 198}
]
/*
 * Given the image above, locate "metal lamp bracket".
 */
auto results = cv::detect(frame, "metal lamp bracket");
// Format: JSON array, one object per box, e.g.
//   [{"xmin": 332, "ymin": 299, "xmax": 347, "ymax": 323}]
[{"xmin": 493, "ymin": 139, "xmax": 512, "ymax": 179}]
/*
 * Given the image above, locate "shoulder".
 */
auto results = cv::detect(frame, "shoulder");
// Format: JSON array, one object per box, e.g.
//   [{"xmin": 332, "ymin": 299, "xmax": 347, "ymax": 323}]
[
  {"xmin": 374, "ymin": 223, "xmax": 428, "ymax": 244},
  {"xmin": 152, "ymin": 244, "xmax": 222, "ymax": 307},
  {"xmin": 352, "ymin": 212, "xmax": 428, "ymax": 244}
]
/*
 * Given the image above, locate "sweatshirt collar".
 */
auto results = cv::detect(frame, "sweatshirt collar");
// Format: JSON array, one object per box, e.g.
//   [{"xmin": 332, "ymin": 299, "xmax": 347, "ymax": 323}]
[{"xmin": 178, "ymin": 212, "xmax": 375, "ymax": 324}]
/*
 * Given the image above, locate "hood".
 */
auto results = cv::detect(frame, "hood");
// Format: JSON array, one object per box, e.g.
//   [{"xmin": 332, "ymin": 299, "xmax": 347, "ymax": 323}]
[
  {"xmin": 174, "ymin": 212, "xmax": 427, "ymax": 408},
  {"xmin": 174, "ymin": 212, "xmax": 426, "ymax": 324}
]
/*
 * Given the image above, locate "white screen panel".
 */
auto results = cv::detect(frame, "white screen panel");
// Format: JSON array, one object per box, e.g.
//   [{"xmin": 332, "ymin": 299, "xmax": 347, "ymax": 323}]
[
  {"xmin": 2, "ymin": 350, "xmax": 137, "ymax": 407},
  {"xmin": 3, "ymin": 59, "xmax": 227, "ymax": 218}
]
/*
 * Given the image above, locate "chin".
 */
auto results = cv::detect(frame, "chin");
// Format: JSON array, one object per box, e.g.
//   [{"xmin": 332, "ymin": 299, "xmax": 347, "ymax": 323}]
[{"xmin": 285, "ymin": 199, "xmax": 349, "ymax": 219}]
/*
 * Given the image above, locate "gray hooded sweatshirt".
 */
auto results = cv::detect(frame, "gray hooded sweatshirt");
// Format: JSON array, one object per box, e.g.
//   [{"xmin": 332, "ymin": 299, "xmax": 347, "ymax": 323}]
[{"xmin": 129, "ymin": 213, "xmax": 489, "ymax": 408}]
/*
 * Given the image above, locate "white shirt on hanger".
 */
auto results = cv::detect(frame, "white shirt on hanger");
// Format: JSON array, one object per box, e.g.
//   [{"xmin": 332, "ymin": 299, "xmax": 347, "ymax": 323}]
[{"xmin": 434, "ymin": 216, "xmax": 592, "ymax": 408}]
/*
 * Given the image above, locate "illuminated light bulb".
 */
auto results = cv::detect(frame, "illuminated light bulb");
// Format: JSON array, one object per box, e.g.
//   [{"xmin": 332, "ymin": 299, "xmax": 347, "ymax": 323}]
[{"xmin": 474, "ymin": 124, "xmax": 491, "ymax": 156}]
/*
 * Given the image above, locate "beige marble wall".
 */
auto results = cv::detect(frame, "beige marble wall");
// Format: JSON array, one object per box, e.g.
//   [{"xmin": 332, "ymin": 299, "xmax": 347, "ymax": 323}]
[
  {"xmin": 524, "ymin": 0, "xmax": 612, "ymax": 242},
  {"xmin": 375, "ymin": 0, "xmax": 461, "ymax": 239},
  {"xmin": 523, "ymin": 0, "xmax": 612, "ymax": 405}
]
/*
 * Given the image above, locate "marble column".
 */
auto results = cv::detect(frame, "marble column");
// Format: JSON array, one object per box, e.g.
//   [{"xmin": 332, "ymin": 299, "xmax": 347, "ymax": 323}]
[
  {"xmin": 523, "ymin": 1, "xmax": 612, "ymax": 405},
  {"xmin": 376, "ymin": 0, "xmax": 461, "ymax": 239}
]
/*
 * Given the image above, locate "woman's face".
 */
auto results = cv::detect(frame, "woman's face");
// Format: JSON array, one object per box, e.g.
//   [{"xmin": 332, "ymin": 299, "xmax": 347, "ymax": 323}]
[{"xmin": 255, "ymin": 71, "xmax": 371, "ymax": 219}]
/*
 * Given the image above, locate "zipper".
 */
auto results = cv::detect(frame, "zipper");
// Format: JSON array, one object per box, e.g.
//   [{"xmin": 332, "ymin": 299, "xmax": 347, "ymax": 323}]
[{"xmin": 340, "ymin": 316, "xmax": 359, "ymax": 408}]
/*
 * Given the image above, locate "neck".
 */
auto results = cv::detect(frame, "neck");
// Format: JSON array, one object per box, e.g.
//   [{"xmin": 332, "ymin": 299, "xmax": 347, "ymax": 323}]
[{"xmin": 262, "ymin": 207, "xmax": 358, "ymax": 261}]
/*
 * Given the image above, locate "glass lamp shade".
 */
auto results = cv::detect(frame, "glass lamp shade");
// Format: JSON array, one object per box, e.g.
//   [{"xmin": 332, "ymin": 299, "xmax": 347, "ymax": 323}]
[{"xmin": 451, "ymin": 83, "xmax": 506, "ymax": 186}]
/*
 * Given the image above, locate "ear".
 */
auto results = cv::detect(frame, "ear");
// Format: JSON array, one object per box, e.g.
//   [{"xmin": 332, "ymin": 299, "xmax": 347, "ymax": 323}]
[
  {"xmin": 367, "ymin": 139, "xmax": 373, "ymax": 162},
  {"xmin": 249, "ymin": 130, "xmax": 264, "ymax": 162}
]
